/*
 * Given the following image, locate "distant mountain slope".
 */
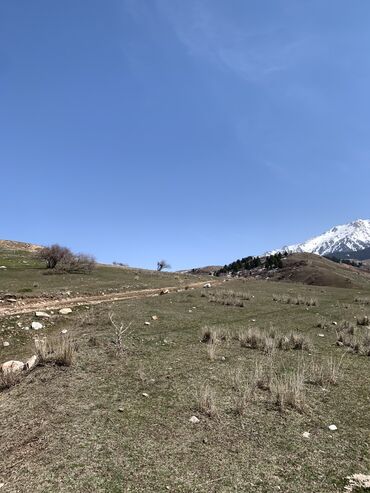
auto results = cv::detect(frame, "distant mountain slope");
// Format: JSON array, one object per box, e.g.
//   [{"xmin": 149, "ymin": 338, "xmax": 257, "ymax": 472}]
[
  {"xmin": 329, "ymin": 246, "xmax": 370, "ymax": 261},
  {"xmin": 268, "ymin": 253, "xmax": 370, "ymax": 288},
  {"xmin": 268, "ymin": 219, "xmax": 370, "ymax": 256},
  {"xmin": 0, "ymin": 239, "xmax": 42, "ymax": 253}
]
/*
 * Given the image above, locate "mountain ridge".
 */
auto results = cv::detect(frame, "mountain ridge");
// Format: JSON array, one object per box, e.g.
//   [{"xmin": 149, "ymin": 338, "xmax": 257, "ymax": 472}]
[{"xmin": 267, "ymin": 219, "xmax": 370, "ymax": 256}]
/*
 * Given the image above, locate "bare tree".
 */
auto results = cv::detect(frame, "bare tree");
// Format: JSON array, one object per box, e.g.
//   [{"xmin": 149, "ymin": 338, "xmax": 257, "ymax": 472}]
[
  {"xmin": 157, "ymin": 259, "xmax": 171, "ymax": 271},
  {"xmin": 57, "ymin": 253, "xmax": 96, "ymax": 274},
  {"xmin": 39, "ymin": 244, "xmax": 72, "ymax": 269},
  {"xmin": 39, "ymin": 244, "xmax": 96, "ymax": 273}
]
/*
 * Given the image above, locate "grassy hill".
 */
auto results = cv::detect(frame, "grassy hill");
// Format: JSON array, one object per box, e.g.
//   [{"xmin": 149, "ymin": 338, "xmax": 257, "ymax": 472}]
[{"xmin": 1, "ymin": 249, "xmax": 370, "ymax": 492}]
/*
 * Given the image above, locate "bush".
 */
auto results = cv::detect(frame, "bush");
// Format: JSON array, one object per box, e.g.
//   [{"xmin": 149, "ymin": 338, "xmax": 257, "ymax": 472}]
[{"xmin": 39, "ymin": 244, "xmax": 96, "ymax": 274}]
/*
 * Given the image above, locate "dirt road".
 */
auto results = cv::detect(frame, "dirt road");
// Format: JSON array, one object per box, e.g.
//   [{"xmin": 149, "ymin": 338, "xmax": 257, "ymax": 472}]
[{"xmin": 0, "ymin": 281, "xmax": 218, "ymax": 317}]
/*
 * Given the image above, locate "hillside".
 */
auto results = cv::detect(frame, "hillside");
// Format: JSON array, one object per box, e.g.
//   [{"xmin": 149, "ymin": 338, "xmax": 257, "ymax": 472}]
[
  {"xmin": 0, "ymin": 239, "xmax": 43, "ymax": 253},
  {"xmin": 330, "ymin": 246, "xmax": 370, "ymax": 261},
  {"xmin": 268, "ymin": 253, "xmax": 370, "ymax": 288}
]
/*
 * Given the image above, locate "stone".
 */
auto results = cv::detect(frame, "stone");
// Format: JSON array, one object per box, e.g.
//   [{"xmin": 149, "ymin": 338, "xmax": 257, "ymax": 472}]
[
  {"xmin": 144, "ymin": 321, "xmax": 151, "ymax": 325},
  {"xmin": 203, "ymin": 283, "xmax": 211, "ymax": 288},
  {"xmin": 318, "ymin": 333, "xmax": 325, "ymax": 337},
  {"xmin": 1, "ymin": 360, "xmax": 24, "ymax": 374},
  {"xmin": 0, "ymin": 266, "xmax": 7, "ymax": 269},
  {"xmin": 302, "ymin": 431, "xmax": 310, "ymax": 438},
  {"xmin": 2, "ymin": 341, "xmax": 10, "ymax": 347},
  {"xmin": 160, "ymin": 289, "xmax": 170, "ymax": 295},
  {"xmin": 151, "ymin": 315, "xmax": 158, "ymax": 321},
  {"xmin": 188, "ymin": 309, "xmax": 193, "ymax": 313},
  {"xmin": 35, "ymin": 311, "xmax": 50, "ymax": 318},
  {"xmin": 59, "ymin": 308, "xmax": 72, "ymax": 315},
  {"xmin": 142, "ymin": 392, "xmax": 149, "ymax": 398},
  {"xmin": 31, "ymin": 321, "xmax": 43, "ymax": 330},
  {"xmin": 328, "ymin": 424, "xmax": 337, "ymax": 431},
  {"xmin": 189, "ymin": 415, "xmax": 200, "ymax": 424},
  {"xmin": 346, "ymin": 474, "xmax": 370, "ymax": 491},
  {"xmin": 7, "ymin": 298, "xmax": 17, "ymax": 303},
  {"xmin": 61, "ymin": 329, "xmax": 68, "ymax": 334},
  {"xmin": 25, "ymin": 355, "xmax": 38, "ymax": 371},
  {"xmin": 332, "ymin": 321, "xmax": 338, "ymax": 326},
  {"xmin": 118, "ymin": 407, "xmax": 124, "ymax": 412}
]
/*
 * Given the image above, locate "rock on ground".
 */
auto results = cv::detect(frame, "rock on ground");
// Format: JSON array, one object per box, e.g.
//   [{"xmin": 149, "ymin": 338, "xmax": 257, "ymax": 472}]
[
  {"xmin": 59, "ymin": 308, "xmax": 72, "ymax": 315},
  {"xmin": 31, "ymin": 321, "xmax": 43, "ymax": 330},
  {"xmin": 35, "ymin": 311, "xmax": 50, "ymax": 318},
  {"xmin": 1, "ymin": 360, "xmax": 25, "ymax": 374}
]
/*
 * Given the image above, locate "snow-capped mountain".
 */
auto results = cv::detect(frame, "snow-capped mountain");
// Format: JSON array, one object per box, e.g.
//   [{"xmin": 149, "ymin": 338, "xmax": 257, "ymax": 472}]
[{"xmin": 268, "ymin": 219, "xmax": 370, "ymax": 256}]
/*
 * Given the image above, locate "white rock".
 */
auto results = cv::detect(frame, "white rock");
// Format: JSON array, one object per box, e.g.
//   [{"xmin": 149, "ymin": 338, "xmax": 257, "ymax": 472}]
[
  {"xmin": 318, "ymin": 333, "xmax": 325, "ymax": 337},
  {"xmin": 328, "ymin": 424, "xmax": 337, "ymax": 431},
  {"xmin": 203, "ymin": 283, "xmax": 211, "ymax": 288},
  {"xmin": 189, "ymin": 415, "xmax": 200, "ymax": 424},
  {"xmin": 61, "ymin": 329, "xmax": 68, "ymax": 334},
  {"xmin": 142, "ymin": 392, "xmax": 149, "ymax": 398},
  {"xmin": 23, "ymin": 326, "xmax": 29, "ymax": 331},
  {"xmin": 31, "ymin": 321, "xmax": 43, "ymax": 330},
  {"xmin": 1, "ymin": 360, "xmax": 24, "ymax": 374},
  {"xmin": 251, "ymin": 319, "xmax": 256, "ymax": 322},
  {"xmin": 0, "ymin": 266, "xmax": 7, "ymax": 269},
  {"xmin": 188, "ymin": 310, "xmax": 192, "ymax": 313},
  {"xmin": 144, "ymin": 322, "xmax": 151, "ymax": 325},
  {"xmin": 151, "ymin": 315, "xmax": 158, "ymax": 320},
  {"xmin": 160, "ymin": 289, "xmax": 170, "ymax": 295},
  {"xmin": 2, "ymin": 341, "xmax": 10, "ymax": 347},
  {"xmin": 332, "ymin": 321, "xmax": 338, "ymax": 326},
  {"xmin": 35, "ymin": 311, "xmax": 50, "ymax": 318},
  {"xmin": 302, "ymin": 431, "xmax": 310, "ymax": 438},
  {"xmin": 25, "ymin": 355, "xmax": 38, "ymax": 370},
  {"xmin": 59, "ymin": 308, "xmax": 72, "ymax": 315}
]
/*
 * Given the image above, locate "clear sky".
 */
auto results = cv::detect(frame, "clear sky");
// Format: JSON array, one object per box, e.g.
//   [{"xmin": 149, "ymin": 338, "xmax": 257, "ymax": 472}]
[{"xmin": 1, "ymin": 1, "xmax": 370, "ymax": 270}]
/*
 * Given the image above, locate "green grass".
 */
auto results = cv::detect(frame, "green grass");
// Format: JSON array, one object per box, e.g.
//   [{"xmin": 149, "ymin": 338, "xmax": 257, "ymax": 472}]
[
  {"xmin": 0, "ymin": 249, "xmax": 202, "ymax": 297},
  {"xmin": 1, "ymin": 268, "xmax": 370, "ymax": 492}
]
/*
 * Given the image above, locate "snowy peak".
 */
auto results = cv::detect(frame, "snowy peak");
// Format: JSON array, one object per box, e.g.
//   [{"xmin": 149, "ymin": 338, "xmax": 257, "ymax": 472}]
[{"xmin": 269, "ymin": 219, "xmax": 370, "ymax": 256}]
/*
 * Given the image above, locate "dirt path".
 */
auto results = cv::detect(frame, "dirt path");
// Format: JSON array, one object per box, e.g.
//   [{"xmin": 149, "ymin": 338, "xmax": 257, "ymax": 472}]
[{"xmin": 0, "ymin": 281, "xmax": 218, "ymax": 317}]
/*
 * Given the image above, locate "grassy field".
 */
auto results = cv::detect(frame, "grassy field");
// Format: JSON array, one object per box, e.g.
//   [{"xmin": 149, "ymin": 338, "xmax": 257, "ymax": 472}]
[
  {"xmin": 0, "ymin": 249, "xmax": 200, "ymax": 297},
  {"xmin": 1, "ymin": 260, "xmax": 370, "ymax": 492}
]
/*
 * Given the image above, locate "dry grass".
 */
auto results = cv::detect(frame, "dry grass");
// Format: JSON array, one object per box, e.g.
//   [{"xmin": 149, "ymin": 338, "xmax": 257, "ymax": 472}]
[
  {"xmin": 309, "ymin": 356, "xmax": 343, "ymax": 386},
  {"xmin": 206, "ymin": 340, "xmax": 218, "ymax": 360},
  {"xmin": 273, "ymin": 294, "xmax": 318, "ymax": 306},
  {"xmin": 354, "ymin": 296, "xmax": 370, "ymax": 305},
  {"xmin": 0, "ymin": 370, "xmax": 20, "ymax": 390},
  {"xmin": 336, "ymin": 320, "xmax": 370, "ymax": 356},
  {"xmin": 238, "ymin": 327, "xmax": 310, "ymax": 353},
  {"xmin": 207, "ymin": 289, "xmax": 252, "ymax": 307},
  {"xmin": 270, "ymin": 367, "xmax": 306, "ymax": 412},
  {"xmin": 196, "ymin": 384, "xmax": 218, "ymax": 417},
  {"xmin": 35, "ymin": 335, "xmax": 76, "ymax": 366}
]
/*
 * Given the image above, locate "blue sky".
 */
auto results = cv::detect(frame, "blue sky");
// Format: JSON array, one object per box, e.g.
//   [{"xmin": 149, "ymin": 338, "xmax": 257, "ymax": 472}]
[{"xmin": 1, "ymin": 1, "xmax": 370, "ymax": 269}]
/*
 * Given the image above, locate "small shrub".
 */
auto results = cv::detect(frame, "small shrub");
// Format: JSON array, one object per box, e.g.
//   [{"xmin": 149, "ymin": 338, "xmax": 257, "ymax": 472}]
[
  {"xmin": 196, "ymin": 385, "xmax": 217, "ymax": 417},
  {"xmin": 206, "ymin": 340, "xmax": 218, "ymax": 361},
  {"xmin": 309, "ymin": 356, "xmax": 343, "ymax": 386},
  {"xmin": 270, "ymin": 368, "xmax": 306, "ymax": 412},
  {"xmin": 35, "ymin": 335, "xmax": 76, "ymax": 366},
  {"xmin": 357, "ymin": 315, "xmax": 369, "ymax": 326},
  {"xmin": 109, "ymin": 313, "xmax": 133, "ymax": 354}
]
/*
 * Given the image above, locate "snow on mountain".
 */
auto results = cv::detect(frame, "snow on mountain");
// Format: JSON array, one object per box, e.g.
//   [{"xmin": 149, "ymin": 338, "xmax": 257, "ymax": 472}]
[{"xmin": 267, "ymin": 219, "xmax": 370, "ymax": 256}]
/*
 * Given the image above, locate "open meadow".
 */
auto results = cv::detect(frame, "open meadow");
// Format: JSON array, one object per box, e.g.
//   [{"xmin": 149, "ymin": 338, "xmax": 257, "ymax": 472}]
[{"xmin": 1, "ymin": 252, "xmax": 369, "ymax": 492}]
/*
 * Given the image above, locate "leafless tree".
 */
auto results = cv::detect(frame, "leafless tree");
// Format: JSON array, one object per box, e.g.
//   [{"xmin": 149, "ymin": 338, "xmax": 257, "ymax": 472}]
[
  {"xmin": 39, "ymin": 244, "xmax": 96, "ymax": 273},
  {"xmin": 157, "ymin": 259, "xmax": 171, "ymax": 271},
  {"xmin": 39, "ymin": 244, "xmax": 72, "ymax": 269}
]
